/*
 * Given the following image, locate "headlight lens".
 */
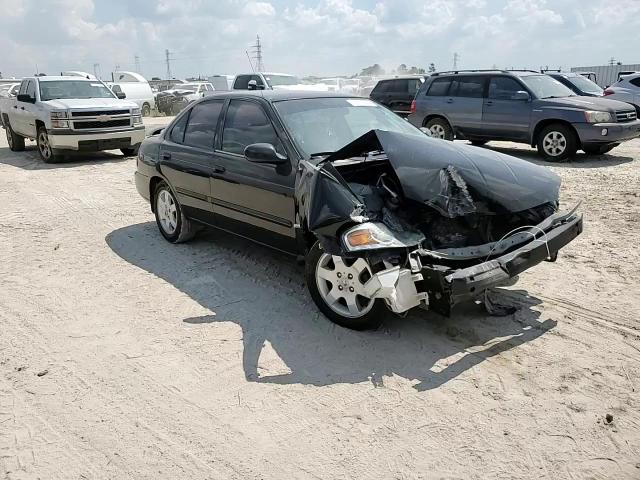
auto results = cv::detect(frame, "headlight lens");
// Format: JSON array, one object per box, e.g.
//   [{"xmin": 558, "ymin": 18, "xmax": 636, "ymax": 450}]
[
  {"xmin": 584, "ymin": 110, "xmax": 613, "ymax": 123},
  {"xmin": 50, "ymin": 111, "xmax": 68, "ymax": 119},
  {"xmin": 132, "ymin": 108, "xmax": 141, "ymax": 116},
  {"xmin": 133, "ymin": 115, "xmax": 143, "ymax": 125},
  {"xmin": 343, "ymin": 222, "xmax": 423, "ymax": 252}
]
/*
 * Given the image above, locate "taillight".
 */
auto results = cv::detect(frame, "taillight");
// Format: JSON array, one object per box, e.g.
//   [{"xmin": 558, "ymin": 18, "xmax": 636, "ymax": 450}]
[
  {"xmin": 603, "ymin": 89, "xmax": 614, "ymax": 96},
  {"xmin": 410, "ymin": 100, "xmax": 416, "ymax": 114}
]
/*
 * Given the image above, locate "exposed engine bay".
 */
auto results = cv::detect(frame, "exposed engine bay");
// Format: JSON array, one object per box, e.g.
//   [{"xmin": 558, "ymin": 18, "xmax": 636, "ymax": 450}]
[{"xmin": 296, "ymin": 129, "xmax": 583, "ymax": 316}]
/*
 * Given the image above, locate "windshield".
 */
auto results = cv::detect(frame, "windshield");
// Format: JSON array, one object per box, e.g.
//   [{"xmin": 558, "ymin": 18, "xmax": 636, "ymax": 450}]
[
  {"xmin": 179, "ymin": 84, "xmax": 199, "ymax": 92},
  {"xmin": 273, "ymin": 97, "xmax": 424, "ymax": 157},
  {"xmin": 567, "ymin": 75, "xmax": 603, "ymax": 95},
  {"xmin": 39, "ymin": 81, "xmax": 116, "ymax": 101},
  {"xmin": 265, "ymin": 75, "xmax": 301, "ymax": 87},
  {"xmin": 520, "ymin": 75, "xmax": 576, "ymax": 99}
]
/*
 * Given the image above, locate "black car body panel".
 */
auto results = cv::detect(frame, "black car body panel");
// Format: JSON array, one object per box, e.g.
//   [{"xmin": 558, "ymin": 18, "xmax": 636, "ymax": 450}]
[{"xmin": 136, "ymin": 91, "xmax": 582, "ymax": 316}]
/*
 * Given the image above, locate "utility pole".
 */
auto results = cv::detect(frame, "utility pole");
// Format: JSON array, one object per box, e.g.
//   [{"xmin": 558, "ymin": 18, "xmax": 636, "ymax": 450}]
[
  {"xmin": 165, "ymin": 49, "xmax": 172, "ymax": 79},
  {"xmin": 93, "ymin": 63, "xmax": 100, "ymax": 79},
  {"xmin": 608, "ymin": 57, "xmax": 617, "ymax": 66},
  {"xmin": 250, "ymin": 35, "xmax": 264, "ymax": 72},
  {"xmin": 453, "ymin": 52, "xmax": 460, "ymax": 70},
  {"xmin": 134, "ymin": 55, "xmax": 141, "ymax": 74}
]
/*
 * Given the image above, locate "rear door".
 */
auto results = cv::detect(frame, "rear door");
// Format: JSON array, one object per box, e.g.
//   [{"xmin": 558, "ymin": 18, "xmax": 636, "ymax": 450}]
[
  {"xmin": 158, "ymin": 99, "xmax": 225, "ymax": 224},
  {"xmin": 210, "ymin": 98, "xmax": 297, "ymax": 252},
  {"xmin": 481, "ymin": 76, "xmax": 532, "ymax": 140},
  {"xmin": 445, "ymin": 75, "xmax": 486, "ymax": 134},
  {"xmin": 10, "ymin": 80, "xmax": 30, "ymax": 134}
]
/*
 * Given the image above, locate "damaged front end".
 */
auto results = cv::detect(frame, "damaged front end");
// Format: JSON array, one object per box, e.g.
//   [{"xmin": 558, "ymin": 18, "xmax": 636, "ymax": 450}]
[{"xmin": 296, "ymin": 129, "xmax": 583, "ymax": 316}]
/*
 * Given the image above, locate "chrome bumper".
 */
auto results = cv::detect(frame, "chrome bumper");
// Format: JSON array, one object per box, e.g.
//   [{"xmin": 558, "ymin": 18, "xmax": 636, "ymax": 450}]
[{"xmin": 48, "ymin": 127, "xmax": 146, "ymax": 151}]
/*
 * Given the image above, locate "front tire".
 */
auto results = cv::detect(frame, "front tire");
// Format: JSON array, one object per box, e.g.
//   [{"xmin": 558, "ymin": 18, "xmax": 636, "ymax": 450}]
[
  {"xmin": 424, "ymin": 117, "xmax": 454, "ymax": 141},
  {"xmin": 36, "ymin": 127, "xmax": 63, "ymax": 163},
  {"xmin": 537, "ymin": 123, "xmax": 578, "ymax": 162},
  {"xmin": 5, "ymin": 123, "xmax": 25, "ymax": 151},
  {"xmin": 121, "ymin": 146, "xmax": 139, "ymax": 156},
  {"xmin": 305, "ymin": 242, "xmax": 385, "ymax": 331},
  {"xmin": 153, "ymin": 181, "xmax": 196, "ymax": 243}
]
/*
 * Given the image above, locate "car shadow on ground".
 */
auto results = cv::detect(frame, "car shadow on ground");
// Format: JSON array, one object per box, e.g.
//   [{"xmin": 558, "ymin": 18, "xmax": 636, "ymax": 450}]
[
  {"xmin": 0, "ymin": 145, "xmax": 131, "ymax": 170},
  {"xmin": 473, "ymin": 143, "xmax": 634, "ymax": 169},
  {"xmin": 106, "ymin": 222, "xmax": 557, "ymax": 391}
]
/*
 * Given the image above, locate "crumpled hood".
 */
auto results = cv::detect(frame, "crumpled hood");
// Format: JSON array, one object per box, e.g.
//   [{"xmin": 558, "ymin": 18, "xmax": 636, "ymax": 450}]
[
  {"xmin": 325, "ymin": 129, "xmax": 561, "ymax": 217},
  {"xmin": 536, "ymin": 96, "xmax": 634, "ymax": 112},
  {"xmin": 41, "ymin": 98, "xmax": 137, "ymax": 110}
]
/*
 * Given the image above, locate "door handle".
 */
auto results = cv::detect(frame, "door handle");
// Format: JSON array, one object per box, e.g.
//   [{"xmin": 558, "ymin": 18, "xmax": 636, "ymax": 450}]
[
  {"xmin": 162, "ymin": 152, "xmax": 171, "ymax": 160},
  {"xmin": 212, "ymin": 165, "xmax": 226, "ymax": 174},
  {"xmin": 446, "ymin": 98, "xmax": 454, "ymax": 104},
  {"xmin": 486, "ymin": 100, "xmax": 494, "ymax": 106}
]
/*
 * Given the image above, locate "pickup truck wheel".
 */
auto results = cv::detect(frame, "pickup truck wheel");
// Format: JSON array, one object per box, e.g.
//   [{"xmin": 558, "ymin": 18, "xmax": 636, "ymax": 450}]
[
  {"xmin": 537, "ymin": 124, "xmax": 577, "ymax": 162},
  {"xmin": 142, "ymin": 103, "xmax": 151, "ymax": 117},
  {"xmin": 305, "ymin": 242, "xmax": 385, "ymax": 331},
  {"xmin": 153, "ymin": 181, "xmax": 195, "ymax": 243},
  {"xmin": 36, "ymin": 127, "xmax": 63, "ymax": 163},
  {"xmin": 5, "ymin": 124, "xmax": 25, "ymax": 151},
  {"xmin": 424, "ymin": 118, "xmax": 454, "ymax": 141},
  {"xmin": 121, "ymin": 146, "xmax": 139, "ymax": 157}
]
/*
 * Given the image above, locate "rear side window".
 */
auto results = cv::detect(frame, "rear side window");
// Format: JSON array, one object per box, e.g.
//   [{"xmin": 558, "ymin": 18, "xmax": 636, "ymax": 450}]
[
  {"xmin": 631, "ymin": 77, "xmax": 640, "ymax": 87},
  {"xmin": 450, "ymin": 76, "xmax": 485, "ymax": 98},
  {"xmin": 233, "ymin": 75, "xmax": 264, "ymax": 90},
  {"xmin": 183, "ymin": 101, "xmax": 224, "ymax": 149},
  {"xmin": 407, "ymin": 78, "xmax": 421, "ymax": 93},
  {"xmin": 372, "ymin": 81, "xmax": 389, "ymax": 94},
  {"xmin": 488, "ymin": 77, "xmax": 524, "ymax": 100},
  {"xmin": 426, "ymin": 78, "xmax": 452, "ymax": 96},
  {"xmin": 222, "ymin": 100, "xmax": 283, "ymax": 156},
  {"xmin": 169, "ymin": 114, "xmax": 188, "ymax": 144}
]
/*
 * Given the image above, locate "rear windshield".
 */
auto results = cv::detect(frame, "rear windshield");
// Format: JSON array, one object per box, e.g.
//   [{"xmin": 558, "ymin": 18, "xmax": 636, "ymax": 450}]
[
  {"xmin": 566, "ymin": 76, "xmax": 603, "ymax": 95},
  {"xmin": 39, "ymin": 81, "xmax": 116, "ymax": 101}
]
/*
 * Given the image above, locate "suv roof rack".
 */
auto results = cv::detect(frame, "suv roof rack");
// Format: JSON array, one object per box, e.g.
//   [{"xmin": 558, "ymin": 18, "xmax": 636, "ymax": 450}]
[{"xmin": 432, "ymin": 69, "xmax": 540, "ymax": 76}]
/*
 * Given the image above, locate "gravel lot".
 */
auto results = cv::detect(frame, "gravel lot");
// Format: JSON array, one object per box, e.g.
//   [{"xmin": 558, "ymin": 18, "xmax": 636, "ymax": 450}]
[{"xmin": 1, "ymin": 118, "xmax": 639, "ymax": 480}]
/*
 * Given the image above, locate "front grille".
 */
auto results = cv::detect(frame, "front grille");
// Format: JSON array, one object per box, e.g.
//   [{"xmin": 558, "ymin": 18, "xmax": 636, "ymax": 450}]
[
  {"xmin": 616, "ymin": 110, "xmax": 637, "ymax": 123},
  {"xmin": 73, "ymin": 119, "xmax": 131, "ymax": 129},
  {"xmin": 72, "ymin": 110, "xmax": 130, "ymax": 117}
]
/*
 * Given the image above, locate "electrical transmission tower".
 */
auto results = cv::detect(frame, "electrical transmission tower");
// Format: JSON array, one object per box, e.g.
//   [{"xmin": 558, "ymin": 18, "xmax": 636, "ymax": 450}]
[
  {"xmin": 453, "ymin": 52, "xmax": 460, "ymax": 70},
  {"xmin": 165, "ymin": 49, "xmax": 173, "ymax": 79},
  {"xmin": 250, "ymin": 35, "xmax": 264, "ymax": 72},
  {"xmin": 134, "ymin": 55, "xmax": 141, "ymax": 74}
]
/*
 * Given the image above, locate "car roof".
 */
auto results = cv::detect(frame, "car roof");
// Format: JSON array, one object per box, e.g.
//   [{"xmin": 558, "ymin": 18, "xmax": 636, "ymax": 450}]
[
  {"xmin": 431, "ymin": 70, "xmax": 542, "ymax": 78},
  {"xmin": 196, "ymin": 90, "xmax": 355, "ymax": 102},
  {"xmin": 35, "ymin": 76, "xmax": 97, "ymax": 82},
  {"xmin": 379, "ymin": 76, "xmax": 425, "ymax": 81}
]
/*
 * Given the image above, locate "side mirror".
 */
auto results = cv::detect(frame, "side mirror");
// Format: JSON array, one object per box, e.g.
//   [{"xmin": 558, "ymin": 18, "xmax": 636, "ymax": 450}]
[
  {"xmin": 115, "ymin": 91, "xmax": 126, "ymax": 99},
  {"xmin": 17, "ymin": 94, "xmax": 35, "ymax": 103},
  {"xmin": 244, "ymin": 143, "xmax": 287, "ymax": 164},
  {"xmin": 512, "ymin": 90, "xmax": 531, "ymax": 101}
]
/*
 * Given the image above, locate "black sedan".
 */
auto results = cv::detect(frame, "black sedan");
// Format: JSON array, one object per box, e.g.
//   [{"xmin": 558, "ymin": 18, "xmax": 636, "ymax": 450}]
[{"xmin": 135, "ymin": 91, "xmax": 582, "ymax": 330}]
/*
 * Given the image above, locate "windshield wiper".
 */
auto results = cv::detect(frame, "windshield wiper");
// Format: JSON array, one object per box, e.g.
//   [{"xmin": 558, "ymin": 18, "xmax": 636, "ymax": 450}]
[{"xmin": 309, "ymin": 152, "xmax": 335, "ymax": 158}]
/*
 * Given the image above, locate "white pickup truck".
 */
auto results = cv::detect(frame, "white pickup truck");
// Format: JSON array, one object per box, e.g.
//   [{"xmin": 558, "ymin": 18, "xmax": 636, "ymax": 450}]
[{"xmin": 0, "ymin": 75, "xmax": 145, "ymax": 163}]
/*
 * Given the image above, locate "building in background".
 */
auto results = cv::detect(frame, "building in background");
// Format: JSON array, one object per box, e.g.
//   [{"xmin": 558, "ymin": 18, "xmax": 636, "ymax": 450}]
[{"xmin": 571, "ymin": 63, "xmax": 640, "ymax": 88}]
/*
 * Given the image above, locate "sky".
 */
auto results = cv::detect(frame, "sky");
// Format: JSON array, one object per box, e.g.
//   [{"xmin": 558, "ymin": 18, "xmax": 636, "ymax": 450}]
[{"xmin": 0, "ymin": 0, "xmax": 638, "ymax": 80}]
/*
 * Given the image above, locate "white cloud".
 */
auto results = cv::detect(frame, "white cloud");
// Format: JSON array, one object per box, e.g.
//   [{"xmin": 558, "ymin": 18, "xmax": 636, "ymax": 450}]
[{"xmin": 242, "ymin": 1, "xmax": 276, "ymax": 17}]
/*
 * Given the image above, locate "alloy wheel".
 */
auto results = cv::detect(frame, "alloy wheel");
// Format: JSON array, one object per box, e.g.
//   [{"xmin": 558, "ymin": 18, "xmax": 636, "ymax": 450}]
[
  {"xmin": 156, "ymin": 188, "xmax": 178, "ymax": 235},
  {"xmin": 38, "ymin": 131, "xmax": 51, "ymax": 160},
  {"xmin": 542, "ymin": 131, "xmax": 567, "ymax": 157},
  {"xmin": 315, "ymin": 254, "xmax": 375, "ymax": 318},
  {"xmin": 6, "ymin": 127, "xmax": 13, "ymax": 148},
  {"xmin": 429, "ymin": 124, "xmax": 446, "ymax": 139}
]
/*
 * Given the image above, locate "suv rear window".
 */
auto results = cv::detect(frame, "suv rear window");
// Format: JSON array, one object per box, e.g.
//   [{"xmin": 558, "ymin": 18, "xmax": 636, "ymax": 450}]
[
  {"xmin": 372, "ymin": 81, "xmax": 390, "ymax": 94},
  {"xmin": 630, "ymin": 77, "xmax": 640, "ymax": 87},
  {"xmin": 427, "ymin": 78, "xmax": 452, "ymax": 96},
  {"xmin": 449, "ymin": 76, "xmax": 485, "ymax": 98}
]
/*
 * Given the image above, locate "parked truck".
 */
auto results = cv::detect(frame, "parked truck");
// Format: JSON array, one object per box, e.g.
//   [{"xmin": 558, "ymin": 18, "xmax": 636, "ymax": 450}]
[{"xmin": 0, "ymin": 75, "xmax": 145, "ymax": 163}]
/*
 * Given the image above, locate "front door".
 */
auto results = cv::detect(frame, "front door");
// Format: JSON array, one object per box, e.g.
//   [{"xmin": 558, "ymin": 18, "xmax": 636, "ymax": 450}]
[
  {"xmin": 158, "ymin": 100, "xmax": 225, "ymax": 224},
  {"xmin": 210, "ymin": 99, "xmax": 297, "ymax": 253},
  {"xmin": 481, "ymin": 76, "xmax": 532, "ymax": 140}
]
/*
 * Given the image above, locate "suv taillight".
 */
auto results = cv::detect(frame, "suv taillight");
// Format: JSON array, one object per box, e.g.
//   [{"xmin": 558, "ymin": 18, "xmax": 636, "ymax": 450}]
[
  {"xmin": 410, "ymin": 100, "xmax": 416, "ymax": 114},
  {"xmin": 603, "ymin": 89, "xmax": 614, "ymax": 96}
]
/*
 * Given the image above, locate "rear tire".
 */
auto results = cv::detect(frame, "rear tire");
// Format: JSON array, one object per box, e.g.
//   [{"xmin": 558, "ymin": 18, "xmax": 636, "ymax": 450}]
[
  {"xmin": 5, "ymin": 123, "xmax": 25, "ymax": 151},
  {"xmin": 36, "ymin": 127, "xmax": 63, "ymax": 163},
  {"xmin": 305, "ymin": 242, "xmax": 385, "ymax": 331},
  {"xmin": 536, "ymin": 123, "xmax": 578, "ymax": 162},
  {"xmin": 142, "ymin": 103, "xmax": 151, "ymax": 117},
  {"xmin": 153, "ymin": 181, "xmax": 195, "ymax": 243},
  {"xmin": 424, "ymin": 117, "xmax": 454, "ymax": 141}
]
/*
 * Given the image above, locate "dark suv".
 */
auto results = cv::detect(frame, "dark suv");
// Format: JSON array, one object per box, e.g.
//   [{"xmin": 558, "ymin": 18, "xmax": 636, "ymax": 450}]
[
  {"xmin": 370, "ymin": 76, "xmax": 424, "ymax": 116},
  {"xmin": 409, "ymin": 70, "xmax": 640, "ymax": 160}
]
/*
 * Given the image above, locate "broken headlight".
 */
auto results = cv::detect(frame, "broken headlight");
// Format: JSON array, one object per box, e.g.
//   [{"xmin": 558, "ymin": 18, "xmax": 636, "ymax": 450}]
[
  {"xmin": 584, "ymin": 111, "xmax": 613, "ymax": 123},
  {"xmin": 343, "ymin": 222, "xmax": 423, "ymax": 252}
]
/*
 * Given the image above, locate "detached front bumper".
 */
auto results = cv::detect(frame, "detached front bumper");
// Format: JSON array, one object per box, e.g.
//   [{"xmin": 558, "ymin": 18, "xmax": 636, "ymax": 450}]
[
  {"xmin": 48, "ymin": 126, "xmax": 146, "ymax": 151},
  {"xmin": 574, "ymin": 119, "xmax": 640, "ymax": 144},
  {"xmin": 364, "ymin": 209, "xmax": 584, "ymax": 316}
]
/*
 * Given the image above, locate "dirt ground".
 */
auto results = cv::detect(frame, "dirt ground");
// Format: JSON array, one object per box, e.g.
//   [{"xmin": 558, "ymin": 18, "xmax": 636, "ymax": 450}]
[{"xmin": 1, "ymin": 118, "xmax": 639, "ymax": 480}]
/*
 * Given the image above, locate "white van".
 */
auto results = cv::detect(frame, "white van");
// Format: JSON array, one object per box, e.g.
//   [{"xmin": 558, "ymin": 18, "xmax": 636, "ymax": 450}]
[{"xmin": 108, "ymin": 71, "xmax": 155, "ymax": 116}]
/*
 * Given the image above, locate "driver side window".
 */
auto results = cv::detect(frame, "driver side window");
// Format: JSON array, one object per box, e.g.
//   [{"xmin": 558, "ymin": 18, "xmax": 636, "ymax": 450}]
[{"xmin": 221, "ymin": 100, "xmax": 284, "ymax": 156}]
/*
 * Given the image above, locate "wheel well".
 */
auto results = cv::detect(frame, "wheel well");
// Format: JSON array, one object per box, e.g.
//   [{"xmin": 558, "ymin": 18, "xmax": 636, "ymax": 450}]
[
  {"xmin": 532, "ymin": 120, "xmax": 579, "ymax": 147},
  {"xmin": 149, "ymin": 176, "xmax": 163, "ymax": 212},
  {"xmin": 35, "ymin": 119, "xmax": 45, "ymax": 132},
  {"xmin": 422, "ymin": 114, "xmax": 450, "ymax": 128}
]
